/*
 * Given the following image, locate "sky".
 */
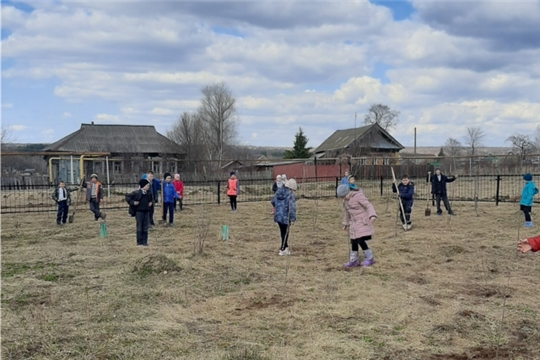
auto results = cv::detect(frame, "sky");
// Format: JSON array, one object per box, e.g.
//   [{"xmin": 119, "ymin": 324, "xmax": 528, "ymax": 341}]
[{"xmin": 2, "ymin": 0, "xmax": 540, "ymax": 150}]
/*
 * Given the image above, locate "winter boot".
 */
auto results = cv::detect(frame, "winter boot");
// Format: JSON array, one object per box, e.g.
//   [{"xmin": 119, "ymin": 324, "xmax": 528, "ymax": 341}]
[
  {"xmin": 343, "ymin": 251, "xmax": 359, "ymax": 267},
  {"xmin": 361, "ymin": 249, "xmax": 375, "ymax": 267}
]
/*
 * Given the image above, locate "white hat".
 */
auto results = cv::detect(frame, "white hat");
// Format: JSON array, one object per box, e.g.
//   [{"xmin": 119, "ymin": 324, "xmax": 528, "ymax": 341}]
[{"xmin": 285, "ymin": 178, "xmax": 297, "ymax": 191}]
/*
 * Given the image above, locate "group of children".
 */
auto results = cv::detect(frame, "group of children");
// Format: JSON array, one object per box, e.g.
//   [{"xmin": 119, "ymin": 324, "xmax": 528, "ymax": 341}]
[{"xmin": 52, "ymin": 169, "xmax": 539, "ymax": 260}]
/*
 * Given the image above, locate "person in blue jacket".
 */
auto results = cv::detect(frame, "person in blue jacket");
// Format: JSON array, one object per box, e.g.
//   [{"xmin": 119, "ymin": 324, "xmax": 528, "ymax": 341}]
[
  {"xmin": 392, "ymin": 174, "xmax": 415, "ymax": 230},
  {"xmin": 162, "ymin": 172, "xmax": 180, "ymax": 226},
  {"xmin": 520, "ymin": 173, "xmax": 538, "ymax": 227},
  {"xmin": 340, "ymin": 170, "xmax": 349, "ymax": 185},
  {"xmin": 271, "ymin": 179, "xmax": 297, "ymax": 256}
]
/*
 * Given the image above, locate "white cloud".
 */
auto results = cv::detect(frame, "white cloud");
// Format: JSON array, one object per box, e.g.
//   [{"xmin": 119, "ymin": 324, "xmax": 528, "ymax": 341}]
[
  {"xmin": 8, "ymin": 125, "xmax": 28, "ymax": 131},
  {"xmin": 94, "ymin": 113, "xmax": 120, "ymax": 122},
  {"xmin": 149, "ymin": 108, "xmax": 173, "ymax": 116},
  {"xmin": 2, "ymin": 103, "xmax": 14, "ymax": 109},
  {"xmin": 63, "ymin": 112, "xmax": 72, "ymax": 118},
  {"xmin": 41, "ymin": 129, "xmax": 54, "ymax": 135}
]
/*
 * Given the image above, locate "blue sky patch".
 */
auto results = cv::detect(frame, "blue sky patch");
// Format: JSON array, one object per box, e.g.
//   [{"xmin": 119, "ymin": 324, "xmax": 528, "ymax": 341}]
[
  {"xmin": 1, "ymin": 28, "xmax": 13, "ymax": 40},
  {"xmin": 371, "ymin": 62, "xmax": 391, "ymax": 84},
  {"xmin": 211, "ymin": 26, "xmax": 244, "ymax": 38},
  {"xmin": 370, "ymin": 0, "xmax": 415, "ymax": 21},
  {"xmin": 1, "ymin": 0, "xmax": 34, "ymax": 13}
]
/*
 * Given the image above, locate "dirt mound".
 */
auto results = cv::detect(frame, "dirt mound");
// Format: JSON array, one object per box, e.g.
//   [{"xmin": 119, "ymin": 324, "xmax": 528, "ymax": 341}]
[{"xmin": 132, "ymin": 254, "xmax": 180, "ymax": 277}]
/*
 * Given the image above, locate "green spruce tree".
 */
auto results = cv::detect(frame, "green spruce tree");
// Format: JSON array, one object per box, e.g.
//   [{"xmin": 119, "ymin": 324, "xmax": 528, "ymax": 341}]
[{"xmin": 283, "ymin": 127, "xmax": 312, "ymax": 159}]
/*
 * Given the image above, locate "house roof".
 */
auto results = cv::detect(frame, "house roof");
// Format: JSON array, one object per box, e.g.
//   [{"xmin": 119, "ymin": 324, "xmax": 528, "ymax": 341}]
[
  {"xmin": 314, "ymin": 124, "xmax": 404, "ymax": 153},
  {"xmin": 43, "ymin": 123, "xmax": 183, "ymax": 155}
]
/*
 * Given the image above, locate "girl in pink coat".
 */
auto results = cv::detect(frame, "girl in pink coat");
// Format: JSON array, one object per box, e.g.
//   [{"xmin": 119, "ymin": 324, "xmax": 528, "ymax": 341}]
[{"xmin": 337, "ymin": 184, "xmax": 377, "ymax": 267}]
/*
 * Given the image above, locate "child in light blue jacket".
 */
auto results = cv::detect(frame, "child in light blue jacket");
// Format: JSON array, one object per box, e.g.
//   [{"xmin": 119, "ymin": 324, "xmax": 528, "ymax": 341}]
[{"xmin": 520, "ymin": 173, "xmax": 538, "ymax": 227}]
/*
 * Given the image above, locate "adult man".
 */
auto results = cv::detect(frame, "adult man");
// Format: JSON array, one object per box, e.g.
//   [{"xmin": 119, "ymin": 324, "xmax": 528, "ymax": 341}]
[{"xmin": 430, "ymin": 168, "xmax": 457, "ymax": 216}]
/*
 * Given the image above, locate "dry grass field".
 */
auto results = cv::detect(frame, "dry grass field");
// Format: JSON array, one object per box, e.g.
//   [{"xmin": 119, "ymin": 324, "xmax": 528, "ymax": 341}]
[{"xmin": 2, "ymin": 196, "xmax": 540, "ymax": 359}]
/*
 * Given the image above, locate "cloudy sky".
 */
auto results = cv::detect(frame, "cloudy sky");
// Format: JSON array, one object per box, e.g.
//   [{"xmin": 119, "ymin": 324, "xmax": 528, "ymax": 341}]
[{"xmin": 2, "ymin": 0, "xmax": 540, "ymax": 149}]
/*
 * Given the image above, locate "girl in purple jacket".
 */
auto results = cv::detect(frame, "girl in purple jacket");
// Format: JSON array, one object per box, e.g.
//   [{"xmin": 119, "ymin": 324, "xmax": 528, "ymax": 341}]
[{"xmin": 337, "ymin": 184, "xmax": 377, "ymax": 267}]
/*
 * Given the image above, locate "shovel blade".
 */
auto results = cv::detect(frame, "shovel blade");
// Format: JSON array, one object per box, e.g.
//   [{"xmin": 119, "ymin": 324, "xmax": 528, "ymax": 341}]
[
  {"xmin": 425, "ymin": 207, "xmax": 431, "ymax": 217},
  {"xmin": 68, "ymin": 215, "xmax": 74, "ymax": 223}
]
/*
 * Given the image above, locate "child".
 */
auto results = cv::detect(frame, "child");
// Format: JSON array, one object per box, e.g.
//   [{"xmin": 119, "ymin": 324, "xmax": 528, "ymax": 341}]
[
  {"xmin": 84, "ymin": 174, "xmax": 106, "ymax": 221},
  {"xmin": 144, "ymin": 171, "xmax": 161, "ymax": 227},
  {"xmin": 341, "ymin": 170, "xmax": 349, "ymax": 185},
  {"xmin": 162, "ymin": 173, "xmax": 179, "ymax": 226},
  {"xmin": 520, "ymin": 173, "xmax": 538, "ymax": 227},
  {"xmin": 337, "ymin": 183, "xmax": 377, "ymax": 267},
  {"xmin": 126, "ymin": 179, "xmax": 153, "ymax": 246},
  {"xmin": 272, "ymin": 174, "xmax": 283, "ymax": 193},
  {"xmin": 271, "ymin": 178, "xmax": 297, "ymax": 256},
  {"xmin": 172, "ymin": 173, "xmax": 184, "ymax": 212},
  {"xmin": 517, "ymin": 235, "xmax": 540, "ymax": 253},
  {"xmin": 430, "ymin": 168, "xmax": 457, "ymax": 216},
  {"xmin": 347, "ymin": 174, "xmax": 358, "ymax": 190},
  {"xmin": 392, "ymin": 174, "xmax": 415, "ymax": 230},
  {"xmin": 226, "ymin": 171, "xmax": 240, "ymax": 211},
  {"xmin": 51, "ymin": 180, "xmax": 71, "ymax": 226}
]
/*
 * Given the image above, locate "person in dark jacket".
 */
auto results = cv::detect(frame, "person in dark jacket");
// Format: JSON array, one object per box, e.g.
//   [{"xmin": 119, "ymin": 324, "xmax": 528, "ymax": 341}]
[
  {"xmin": 84, "ymin": 173, "xmax": 106, "ymax": 221},
  {"xmin": 392, "ymin": 174, "xmax": 414, "ymax": 230},
  {"xmin": 143, "ymin": 171, "xmax": 161, "ymax": 227},
  {"xmin": 126, "ymin": 179, "xmax": 153, "ymax": 246},
  {"xmin": 162, "ymin": 172, "xmax": 180, "ymax": 225},
  {"xmin": 430, "ymin": 168, "xmax": 457, "ymax": 216},
  {"xmin": 51, "ymin": 180, "xmax": 71, "ymax": 226}
]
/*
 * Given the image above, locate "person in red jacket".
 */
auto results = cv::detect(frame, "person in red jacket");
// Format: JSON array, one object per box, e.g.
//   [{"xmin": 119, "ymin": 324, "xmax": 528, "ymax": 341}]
[
  {"xmin": 226, "ymin": 171, "xmax": 240, "ymax": 212},
  {"xmin": 517, "ymin": 235, "xmax": 540, "ymax": 253},
  {"xmin": 172, "ymin": 173, "xmax": 184, "ymax": 212}
]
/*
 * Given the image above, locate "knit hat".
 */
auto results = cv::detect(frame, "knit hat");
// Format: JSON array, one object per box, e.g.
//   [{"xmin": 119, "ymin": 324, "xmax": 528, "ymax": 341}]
[
  {"xmin": 285, "ymin": 178, "xmax": 297, "ymax": 191},
  {"xmin": 230, "ymin": 171, "xmax": 235, "ymax": 176},
  {"xmin": 347, "ymin": 174, "xmax": 355, "ymax": 182},
  {"xmin": 276, "ymin": 174, "xmax": 282, "ymax": 180},
  {"xmin": 90, "ymin": 173, "xmax": 98, "ymax": 179},
  {"xmin": 523, "ymin": 173, "xmax": 533, "ymax": 181},
  {"xmin": 337, "ymin": 184, "xmax": 350, "ymax": 198},
  {"xmin": 281, "ymin": 174, "xmax": 287, "ymax": 181},
  {"xmin": 164, "ymin": 172, "xmax": 172, "ymax": 179},
  {"xmin": 139, "ymin": 179, "xmax": 150, "ymax": 188},
  {"xmin": 435, "ymin": 168, "xmax": 441, "ymax": 172},
  {"xmin": 174, "ymin": 173, "xmax": 180, "ymax": 180}
]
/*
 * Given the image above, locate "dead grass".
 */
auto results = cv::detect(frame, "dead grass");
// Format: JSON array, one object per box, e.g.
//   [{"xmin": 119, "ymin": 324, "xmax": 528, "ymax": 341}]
[{"xmin": 2, "ymin": 197, "xmax": 540, "ymax": 359}]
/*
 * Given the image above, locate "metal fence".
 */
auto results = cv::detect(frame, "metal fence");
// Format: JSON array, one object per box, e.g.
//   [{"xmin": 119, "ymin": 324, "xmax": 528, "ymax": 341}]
[{"xmin": 1, "ymin": 174, "xmax": 538, "ymax": 214}]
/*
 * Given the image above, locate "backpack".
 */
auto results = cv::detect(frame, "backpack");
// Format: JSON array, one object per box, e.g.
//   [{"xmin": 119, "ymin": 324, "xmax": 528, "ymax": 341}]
[{"xmin": 125, "ymin": 190, "xmax": 141, "ymax": 217}]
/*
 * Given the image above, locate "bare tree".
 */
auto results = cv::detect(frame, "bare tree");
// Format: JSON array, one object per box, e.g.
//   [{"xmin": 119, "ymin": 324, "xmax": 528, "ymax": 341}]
[
  {"xmin": 167, "ymin": 111, "xmax": 208, "ymax": 174},
  {"xmin": 197, "ymin": 82, "xmax": 238, "ymax": 166},
  {"xmin": 364, "ymin": 104, "xmax": 400, "ymax": 132},
  {"xmin": 506, "ymin": 133, "xmax": 534, "ymax": 172},
  {"xmin": 463, "ymin": 127, "xmax": 485, "ymax": 157},
  {"xmin": 533, "ymin": 125, "xmax": 540, "ymax": 151},
  {"xmin": 1, "ymin": 125, "xmax": 14, "ymax": 147},
  {"xmin": 444, "ymin": 138, "xmax": 462, "ymax": 171}
]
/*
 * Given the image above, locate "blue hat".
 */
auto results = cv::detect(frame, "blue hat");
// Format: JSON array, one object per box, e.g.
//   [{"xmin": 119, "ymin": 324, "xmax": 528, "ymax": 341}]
[
  {"xmin": 523, "ymin": 173, "xmax": 533, "ymax": 181},
  {"xmin": 230, "ymin": 171, "xmax": 235, "ymax": 176},
  {"xmin": 337, "ymin": 184, "xmax": 350, "ymax": 198}
]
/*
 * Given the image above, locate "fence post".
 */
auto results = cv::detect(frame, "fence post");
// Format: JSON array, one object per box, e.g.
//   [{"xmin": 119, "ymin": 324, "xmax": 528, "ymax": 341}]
[
  {"xmin": 217, "ymin": 181, "xmax": 221, "ymax": 204},
  {"xmin": 495, "ymin": 175, "xmax": 500, "ymax": 206},
  {"xmin": 335, "ymin": 177, "xmax": 339, "ymax": 197},
  {"xmin": 380, "ymin": 175, "xmax": 384, "ymax": 196}
]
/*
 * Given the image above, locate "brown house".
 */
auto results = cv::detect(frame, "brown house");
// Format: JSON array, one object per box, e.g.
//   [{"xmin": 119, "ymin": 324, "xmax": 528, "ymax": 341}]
[
  {"xmin": 314, "ymin": 123, "xmax": 404, "ymax": 164},
  {"xmin": 43, "ymin": 123, "xmax": 184, "ymax": 183}
]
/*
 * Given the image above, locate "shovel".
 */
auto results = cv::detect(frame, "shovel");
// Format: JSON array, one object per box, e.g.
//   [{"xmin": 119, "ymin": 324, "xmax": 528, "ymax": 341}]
[
  {"xmin": 391, "ymin": 167, "xmax": 407, "ymax": 231},
  {"xmin": 425, "ymin": 171, "xmax": 431, "ymax": 217},
  {"xmin": 68, "ymin": 177, "xmax": 85, "ymax": 223}
]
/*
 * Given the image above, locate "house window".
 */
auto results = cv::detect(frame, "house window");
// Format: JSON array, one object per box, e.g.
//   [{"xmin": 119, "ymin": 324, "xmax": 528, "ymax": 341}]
[
  {"xmin": 383, "ymin": 158, "xmax": 390, "ymax": 165},
  {"xmin": 371, "ymin": 158, "xmax": 377, "ymax": 165},
  {"xmin": 359, "ymin": 158, "xmax": 367, "ymax": 165},
  {"xmin": 113, "ymin": 161, "xmax": 122, "ymax": 174}
]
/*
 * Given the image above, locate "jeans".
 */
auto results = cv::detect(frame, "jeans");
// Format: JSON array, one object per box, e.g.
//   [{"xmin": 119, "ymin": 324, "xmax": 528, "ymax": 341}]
[
  {"xmin": 229, "ymin": 195, "xmax": 237, "ymax": 210},
  {"xmin": 136, "ymin": 211, "xmax": 149, "ymax": 245},
  {"xmin": 89, "ymin": 199, "xmax": 101, "ymax": 220},
  {"xmin": 162, "ymin": 202, "xmax": 175, "ymax": 223},
  {"xmin": 435, "ymin": 194, "xmax": 453, "ymax": 214},
  {"xmin": 521, "ymin": 205, "xmax": 532, "ymax": 222},
  {"xmin": 56, "ymin": 200, "xmax": 69, "ymax": 224}
]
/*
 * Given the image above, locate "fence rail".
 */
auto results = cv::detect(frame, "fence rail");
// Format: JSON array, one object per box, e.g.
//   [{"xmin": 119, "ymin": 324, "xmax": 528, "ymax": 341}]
[{"xmin": 1, "ymin": 174, "xmax": 538, "ymax": 214}]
